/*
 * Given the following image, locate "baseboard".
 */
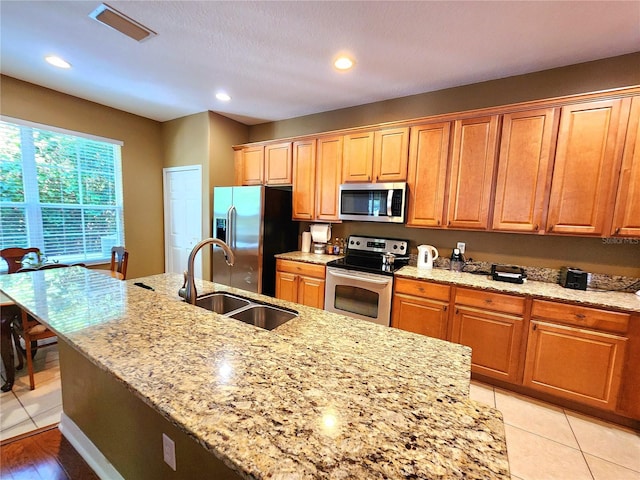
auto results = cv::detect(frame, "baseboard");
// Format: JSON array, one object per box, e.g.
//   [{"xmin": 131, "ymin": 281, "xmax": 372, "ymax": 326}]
[{"xmin": 59, "ymin": 413, "xmax": 124, "ymax": 480}]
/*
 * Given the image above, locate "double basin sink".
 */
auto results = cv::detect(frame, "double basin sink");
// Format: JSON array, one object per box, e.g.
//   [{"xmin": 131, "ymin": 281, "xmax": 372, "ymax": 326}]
[{"xmin": 194, "ymin": 292, "xmax": 298, "ymax": 330}]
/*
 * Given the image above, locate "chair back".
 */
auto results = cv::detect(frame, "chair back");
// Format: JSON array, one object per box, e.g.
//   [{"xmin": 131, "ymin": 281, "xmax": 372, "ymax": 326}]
[
  {"xmin": 110, "ymin": 246, "xmax": 129, "ymax": 280},
  {"xmin": 0, "ymin": 247, "xmax": 41, "ymax": 274}
]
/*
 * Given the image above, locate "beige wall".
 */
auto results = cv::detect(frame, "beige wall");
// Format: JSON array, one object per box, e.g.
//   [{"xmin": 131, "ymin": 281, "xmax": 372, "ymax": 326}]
[
  {"xmin": 0, "ymin": 75, "xmax": 164, "ymax": 279},
  {"xmin": 249, "ymin": 53, "xmax": 640, "ymax": 278}
]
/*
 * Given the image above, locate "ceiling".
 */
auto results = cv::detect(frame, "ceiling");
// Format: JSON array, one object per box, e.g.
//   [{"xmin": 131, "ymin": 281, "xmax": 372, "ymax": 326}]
[{"xmin": 1, "ymin": 1, "xmax": 639, "ymax": 126}]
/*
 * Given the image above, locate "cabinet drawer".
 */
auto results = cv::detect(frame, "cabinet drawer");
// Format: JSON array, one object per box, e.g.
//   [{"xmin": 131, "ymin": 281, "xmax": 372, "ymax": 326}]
[
  {"xmin": 531, "ymin": 300, "xmax": 630, "ymax": 334},
  {"xmin": 276, "ymin": 259, "xmax": 325, "ymax": 278},
  {"xmin": 455, "ymin": 287, "xmax": 525, "ymax": 315},
  {"xmin": 394, "ymin": 278, "xmax": 450, "ymax": 301}
]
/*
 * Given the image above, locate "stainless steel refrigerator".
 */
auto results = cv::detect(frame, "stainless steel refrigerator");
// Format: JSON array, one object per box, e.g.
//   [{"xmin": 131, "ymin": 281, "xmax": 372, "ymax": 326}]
[{"xmin": 212, "ymin": 185, "xmax": 298, "ymax": 296}]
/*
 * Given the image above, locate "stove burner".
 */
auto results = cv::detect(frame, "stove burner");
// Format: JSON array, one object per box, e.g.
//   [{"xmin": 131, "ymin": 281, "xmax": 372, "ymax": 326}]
[{"xmin": 326, "ymin": 235, "xmax": 410, "ymax": 275}]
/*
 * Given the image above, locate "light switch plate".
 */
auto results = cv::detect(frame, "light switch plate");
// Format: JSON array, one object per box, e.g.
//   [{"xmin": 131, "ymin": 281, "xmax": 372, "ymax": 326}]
[{"xmin": 162, "ymin": 433, "xmax": 176, "ymax": 471}]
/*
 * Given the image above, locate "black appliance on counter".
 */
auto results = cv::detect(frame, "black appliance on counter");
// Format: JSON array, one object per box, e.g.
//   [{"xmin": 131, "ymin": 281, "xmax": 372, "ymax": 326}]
[
  {"xmin": 559, "ymin": 267, "xmax": 588, "ymax": 290},
  {"xmin": 491, "ymin": 264, "xmax": 527, "ymax": 284}
]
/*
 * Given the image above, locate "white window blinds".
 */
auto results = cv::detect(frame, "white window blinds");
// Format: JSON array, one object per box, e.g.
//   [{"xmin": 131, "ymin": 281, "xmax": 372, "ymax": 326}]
[{"xmin": 0, "ymin": 119, "xmax": 125, "ymax": 264}]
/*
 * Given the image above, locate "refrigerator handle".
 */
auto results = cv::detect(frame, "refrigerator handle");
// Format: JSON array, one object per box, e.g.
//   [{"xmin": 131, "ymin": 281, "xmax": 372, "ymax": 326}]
[{"xmin": 227, "ymin": 205, "xmax": 236, "ymax": 249}]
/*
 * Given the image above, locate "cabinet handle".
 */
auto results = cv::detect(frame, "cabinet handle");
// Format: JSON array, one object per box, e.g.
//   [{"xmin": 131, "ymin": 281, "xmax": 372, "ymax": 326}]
[
  {"xmin": 533, "ymin": 324, "xmax": 537, "ymax": 331},
  {"xmin": 455, "ymin": 308, "xmax": 459, "ymax": 314},
  {"xmin": 448, "ymin": 221, "xmax": 451, "ymax": 226},
  {"xmin": 367, "ymin": 175, "xmax": 371, "ymax": 181},
  {"xmin": 576, "ymin": 313, "xmax": 586, "ymax": 319},
  {"xmin": 485, "ymin": 299, "xmax": 493, "ymax": 304},
  {"xmin": 534, "ymin": 224, "xmax": 539, "ymax": 230},
  {"xmin": 437, "ymin": 220, "xmax": 441, "ymax": 226},
  {"xmin": 548, "ymin": 224, "xmax": 554, "ymax": 232},
  {"xmin": 418, "ymin": 287, "xmax": 425, "ymax": 292},
  {"xmin": 443, "ymin": 306, "xmax": 448, "ymax": 312},
  {"xmin": 615, "ymin": 227, "xmax": 621, "ymax": 235}
]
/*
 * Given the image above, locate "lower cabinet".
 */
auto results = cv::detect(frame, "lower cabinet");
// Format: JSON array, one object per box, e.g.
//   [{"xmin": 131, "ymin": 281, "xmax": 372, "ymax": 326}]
[
  {"xmin": 275, "ymin": 259, "xmax": 326, "ymax": 309},
  {"xmin": 523, "ymin": 301, "xmax": 629, "ymax": 411},
  {"xmin": 391, "ymin": 278, "xmax": 450, "ymax": 340},
  {"xmin": 451, "ymin": 288, "xmax": 525, "ymax": 383}
]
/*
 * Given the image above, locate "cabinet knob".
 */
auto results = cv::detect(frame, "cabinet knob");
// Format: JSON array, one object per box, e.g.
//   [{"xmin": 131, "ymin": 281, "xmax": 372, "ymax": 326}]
[
  {"xmin": 534, "ymin": 224, "xmax": 539, "ymax": 230},
  {"xmin": 485, "ymin": 299, "xmax": 493, "ymax": 304},
  {"xmin": 448, "ymin": 221, "xmax": 451, "ymax": 226},
  {"xmin": 615, "ymin": 227, "xmax": 621, "ymax": 235},
  {"xmin": 443, "ymin": 306, "xmax": 448, "ymax": 312},
  {"xmin": 455, "ymin": 308, "xmax": 459, "ymax": 314},
  {"xmin": 437, "ymin": 220, "xmax": 441, "ymax": 226},
  {"xmin": 533, "ymin": 324, "xmax": 537, "ymax": 331},
  {"xmin": 548, "ymin": 224, "xmax": 554, "ymax": 232},
  {"xmin": 576, "ymin": 313, "xmax": 586, "ymax": 320}
]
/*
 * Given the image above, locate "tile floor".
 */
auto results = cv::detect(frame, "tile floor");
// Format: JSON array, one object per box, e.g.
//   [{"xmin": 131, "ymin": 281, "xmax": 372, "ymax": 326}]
[
  {"xmin": 0, "ymin": 346, "xmax": 638, "ymax": 479},
  {"xmin": 0, "ymin": 343, "xmax": 62, "ymax": 442}
]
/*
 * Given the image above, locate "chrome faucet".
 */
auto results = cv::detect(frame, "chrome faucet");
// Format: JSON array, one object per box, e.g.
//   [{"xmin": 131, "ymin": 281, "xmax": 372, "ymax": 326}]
[{"xmin": 179, "ymin": 238, "xmax": 235, "ymax": 304}]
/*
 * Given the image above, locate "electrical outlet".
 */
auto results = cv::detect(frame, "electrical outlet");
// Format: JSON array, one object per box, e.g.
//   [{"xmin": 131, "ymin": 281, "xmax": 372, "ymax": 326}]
[
  {"xmin": 456, "ymin": 242, "xmax": 466, "ymax": 255},
  {"xmin": 162, "ymin": 433, "xmax": 176, "ymax": 471}
]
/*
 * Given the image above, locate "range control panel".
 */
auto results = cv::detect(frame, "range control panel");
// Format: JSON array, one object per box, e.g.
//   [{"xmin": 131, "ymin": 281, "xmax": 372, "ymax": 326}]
[{"xmin": 347, "ymin": 235, "xmax": 408, "ymax": 255}]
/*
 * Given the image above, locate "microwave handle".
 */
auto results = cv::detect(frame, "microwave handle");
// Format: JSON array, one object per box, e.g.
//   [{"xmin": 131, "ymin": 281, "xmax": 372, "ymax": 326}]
[{"xmin": 387, "ymin": 189, "xmax": 393, "ymax": 217}]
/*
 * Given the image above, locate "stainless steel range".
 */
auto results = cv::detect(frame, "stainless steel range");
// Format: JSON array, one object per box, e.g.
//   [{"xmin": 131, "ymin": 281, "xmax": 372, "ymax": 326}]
[{"xmin": 324, "ymin": 235, "xmax": 409, "ymax": 326}]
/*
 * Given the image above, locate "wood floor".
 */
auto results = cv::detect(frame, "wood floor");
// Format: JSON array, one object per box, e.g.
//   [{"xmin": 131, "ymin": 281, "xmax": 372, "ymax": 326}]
[{"xmin": 0, "ymin": 425, "xmax": 98, "ymax": 479}]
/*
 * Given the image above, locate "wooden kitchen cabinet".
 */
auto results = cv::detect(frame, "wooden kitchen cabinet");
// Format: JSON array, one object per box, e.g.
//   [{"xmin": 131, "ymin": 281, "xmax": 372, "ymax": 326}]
[
  {"xmin": 451, "ymin": 288, "xmax": 526, "ymax": 383},
  {"xmin": 275, "ymin": 259, "xmax": 326, "ymax": 309},
  {"xmin": 315, "ymin": 135, "xmax": 343, "ymax": 221},
  {"xmin": 546, "ymin": 98, "xmax": 630, "ymax": 235},
  {"xmin": 292, "ymin": 139, "xmax": 316, "ymax": 220},
  {"xmin": 446, "ymin": 115, "xmax": 500, "ymax": 230},
  {"xmin": 391, "ymin": 278, "xmax": 451, "ymax": 340},
  {"xmin": 612, "ymin": 96, "xmax": 640, "ymax": 237},
  {"xmin": 492, "ymin": 108, "xmax": 559, "ymax": 232},
  {"xmin": 342, "ymin": 131, "xmax": 375, "ymax": 182},
  {"xmin": 264, "ymin": 142, "xmax": 292, "ymax": 185},
  {"xmin": 342, "ymin": 127, "xmax": 409, "ymax": 183},
  {"xmin": 240, "ymin": 145, "xmax": 264, "ymax": 185},
  {"xmin": 406, "ymin": 122, "xmax": 451, "ymax": 227},
  {"xmin": 523, "ymin": 300, "xmax": 629, "ymax": 411}
]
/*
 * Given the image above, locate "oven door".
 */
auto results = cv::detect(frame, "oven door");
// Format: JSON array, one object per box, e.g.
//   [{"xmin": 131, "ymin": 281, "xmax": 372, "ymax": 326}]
[{"xmin": 324, "ymin": 267, "xmax": 393, "ymax": 326}]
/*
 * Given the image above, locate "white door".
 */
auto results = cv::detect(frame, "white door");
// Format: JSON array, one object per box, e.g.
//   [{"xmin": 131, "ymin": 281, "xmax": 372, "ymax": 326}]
[{"xmin": 163, "ymin": 166, "xmax": 203, "ymax": 278}]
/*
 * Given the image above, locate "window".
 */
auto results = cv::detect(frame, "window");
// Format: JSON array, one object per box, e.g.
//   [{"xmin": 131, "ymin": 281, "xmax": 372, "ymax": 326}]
[{"xmin": 0, "ymin": 118, "xmax": 124, "ymax": 265}]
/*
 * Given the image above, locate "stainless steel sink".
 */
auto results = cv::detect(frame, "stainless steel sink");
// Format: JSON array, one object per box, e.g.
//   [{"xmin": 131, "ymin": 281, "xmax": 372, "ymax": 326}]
[
  {"xmin": 194, "ymin": 292, "xmax": 297, "ymax": 330},
  {"xmin": 195, "ymin": 292, "xmax": 251, "ymax": 314},
  {"xmin": 227, "ymin": 304, "xmax": 297, "ymax": 331}
]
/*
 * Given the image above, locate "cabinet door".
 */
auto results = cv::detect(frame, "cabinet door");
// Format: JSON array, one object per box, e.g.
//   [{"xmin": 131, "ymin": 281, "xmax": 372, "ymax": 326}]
[
  {"xmin": 406, "ymin": 122, "xmax": 450, "ymax": 227},
  {"xmin": 241, "ymin": 146, "xmax": 264, "ymax": 185},
  {"xmin": 446, "ymin": 115, "xmax": 500, "ymax": 230},
  {"xmin": 493, "ymin": 108, "xmax": 558, "ymax": 232},
  {"xmin": 264, "ymin": 142, "xmax": 292, "ymax": 185},
  {"xmin": 523, "ymin": 320, "xmax": 627, "ymax": 411},
  {"xmin": 298, "ymin": 275, "xmax": 326, "ymax": 309},
  {"xmin": 373, "ymin": 127, "xmax": 409, "ymax": 182},
  {"xmin": 342, "ymin": 131, "xmax": 374, "ymax": 182},
  {"xmin": 452, "ymin": 306, "xmax": 523, "ymax": 382},
  {"xmin": 316, "ymin": 136, "xmax": 343, "ymax": 221},
  {"xmin": 612, "ymin": 96, "xmax": 640, "ymax": 237},
  {"xmin": 292, "ymin": 139, "xmax": 316, "ymax": 220},
  {"xmin": 275, "ymin": 271, "xmax": 298, "ymax": 303},
  {"xmin": 546, "ymin": 99, "xmax": 628, "ymax": 235},
  {"xmin": 391, "ymin": 294, "xmax": 449, "ymax": 340}
]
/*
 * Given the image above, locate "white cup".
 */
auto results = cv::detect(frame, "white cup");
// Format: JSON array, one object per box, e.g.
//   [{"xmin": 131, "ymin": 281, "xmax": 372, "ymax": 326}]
[{"xmin": 301, "ymin": 232, "xmax": 312, "ymax": 253}]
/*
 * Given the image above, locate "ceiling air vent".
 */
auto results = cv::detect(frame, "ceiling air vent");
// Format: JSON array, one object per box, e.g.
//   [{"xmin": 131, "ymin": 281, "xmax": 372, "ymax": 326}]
[{"xmin": 89, "ymin": 3, "xmax": 156, "ymax": 42}]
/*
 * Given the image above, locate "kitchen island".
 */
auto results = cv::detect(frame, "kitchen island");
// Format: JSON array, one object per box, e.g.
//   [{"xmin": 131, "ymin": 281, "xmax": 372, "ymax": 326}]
[{"xmin": 0, "ymin": 267, "xmax": 509, "ymax": 479}]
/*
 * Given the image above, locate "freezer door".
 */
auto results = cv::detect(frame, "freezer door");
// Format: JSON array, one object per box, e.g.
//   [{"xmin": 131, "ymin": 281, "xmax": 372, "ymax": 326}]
[
  {"xmin": 212, "ymin": 187, "xmax": 233, "ymax": 286},
  {"xmin": 229, "ymin": 186, "xmax": 262, "ymax": 292}
]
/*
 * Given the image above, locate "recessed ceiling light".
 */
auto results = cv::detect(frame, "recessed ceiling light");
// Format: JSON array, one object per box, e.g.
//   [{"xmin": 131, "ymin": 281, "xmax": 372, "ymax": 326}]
[
  {"xmin": 45, "ymin": 56, "xmax": 71, "ymax": 69},
  {"xmin": 334, "ymin": 56, "xmax": 355, "ymax": 71},
  {"xmin": 216, "ymin": 92, "xmax": 231, "ymax": 102}
]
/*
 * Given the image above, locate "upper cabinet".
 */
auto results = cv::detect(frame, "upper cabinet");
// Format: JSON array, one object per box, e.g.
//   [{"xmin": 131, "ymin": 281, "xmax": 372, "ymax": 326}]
[
  {"xmin": 406, "ymin": 122, "xmax": 451, "ymax": 227},
  {"xmin": 546, "ymin": 98, "xmax": 629, "ymax": 236},
  {"xmin": 446, "ymin": 115, "xmax": 500, "ymax": 230},
  {"xmin": 264, "ymin": 142, "xmax": 292, "ymax": 185},
  {"xmin": 342, "ymin": 127, "xmax": 409, "ymax": 183},
  {"xmin": 292, "ymin": 139, "xmax": 316, "ymax": 221},
  {"xmin": 316, "ymin": 135, "xmax": 343, "ymax": 221},
  {"xmin": 492, "ymin": 108, "xmax": 559, "ymax": 232},
  {"xmin": 612, "ymin": 96, "xmax": 640, "ymax": 237},
  {"xmin": 240, "ymin": 145, "xmax": 264, "ymax": 185}
]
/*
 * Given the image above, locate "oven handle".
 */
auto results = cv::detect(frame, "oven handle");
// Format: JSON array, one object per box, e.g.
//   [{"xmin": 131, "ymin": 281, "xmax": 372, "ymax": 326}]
[{"xmin": 327, "ymin": 269, "xmax": 391, "ymax": 285}]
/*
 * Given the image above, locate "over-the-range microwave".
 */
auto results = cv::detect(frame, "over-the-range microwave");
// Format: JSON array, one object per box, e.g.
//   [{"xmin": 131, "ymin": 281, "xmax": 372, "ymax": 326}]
[{"xmin": 338, "ymin": 182, "xmax": 407, "ymax": 223}]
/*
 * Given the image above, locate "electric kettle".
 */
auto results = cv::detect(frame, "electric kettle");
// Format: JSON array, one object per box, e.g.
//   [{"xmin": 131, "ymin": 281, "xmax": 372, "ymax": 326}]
[{"xmin": 417, "ymin": 245, "xmax": 438, "ymax": 270}]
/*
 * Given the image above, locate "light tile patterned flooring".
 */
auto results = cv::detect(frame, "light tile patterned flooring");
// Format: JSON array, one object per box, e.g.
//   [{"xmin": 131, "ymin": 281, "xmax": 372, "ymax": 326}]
[{"xmin": 0, "ymin": 345, "xmax": 638, "ymax": 479}]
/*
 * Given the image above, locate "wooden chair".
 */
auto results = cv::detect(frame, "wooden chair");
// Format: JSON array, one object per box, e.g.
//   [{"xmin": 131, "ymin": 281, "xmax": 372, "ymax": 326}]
[
  {"xmin": 13, "ymin": 263, "xmax": 69, "ymax": 390},
  {"xmin": 0, "ymin": 247, "xmax": 41, "ymax": 273},
  {"xmin": 110, "ymin": 246, "xmax": 129, "ymax": 280}
]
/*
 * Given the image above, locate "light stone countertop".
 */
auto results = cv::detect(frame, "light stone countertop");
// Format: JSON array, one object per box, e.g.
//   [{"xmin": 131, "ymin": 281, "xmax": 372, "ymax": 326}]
[
  {"xmin": 0, "ymin": 267, "xmax": 509, "ymax": 479},
  {"xmin": 275, "ymin": 251, "xmax": 341, "ymax": 264},
  {"xmin": 395, "ymin": 266, "xmax": 640, "ymax": 313}
]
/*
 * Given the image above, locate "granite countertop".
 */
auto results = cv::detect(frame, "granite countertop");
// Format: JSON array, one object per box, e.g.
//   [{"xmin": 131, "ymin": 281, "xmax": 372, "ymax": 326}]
[
  {"xmin": 1, "ymin": 267, "xmax": 509, "ymax": 479},
  {"xmin": 396, "ymin": 266, "xmax": 640, "ymax": 313},
  {"xmin": 275, "ymin": 251, "xmax": 341, "ymax": 265}
]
